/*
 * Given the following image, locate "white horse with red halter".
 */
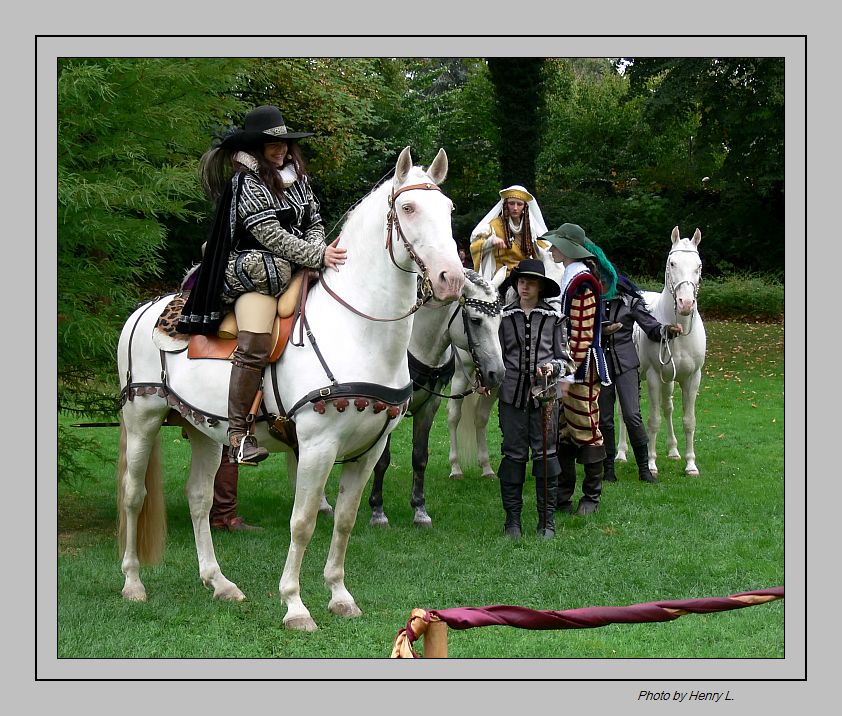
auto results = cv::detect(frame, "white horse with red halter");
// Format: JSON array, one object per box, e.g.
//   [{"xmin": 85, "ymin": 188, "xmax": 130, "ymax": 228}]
[
  {"xmin": 617, "ymin": 226, "xmax": 707, "ymax": 476},
  {"xmin": 116, "ymin": 147, "xmax": 464, "ymax": 632}
]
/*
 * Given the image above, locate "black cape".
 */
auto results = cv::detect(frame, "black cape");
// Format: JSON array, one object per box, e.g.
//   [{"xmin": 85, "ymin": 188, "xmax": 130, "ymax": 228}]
[{"xmin": 176, "ymin": 174, "xmax": 243, "ymax": 335}]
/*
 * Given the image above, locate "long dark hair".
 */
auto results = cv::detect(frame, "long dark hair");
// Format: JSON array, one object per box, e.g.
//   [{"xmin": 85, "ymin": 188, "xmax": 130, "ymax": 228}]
[
  {"xmin": 198, "ymin": 141, "xmax": 309, "ymax": 204},
  {"xmin": 501, "ymin": 200, "xmax": 535, "ymax": 259}
]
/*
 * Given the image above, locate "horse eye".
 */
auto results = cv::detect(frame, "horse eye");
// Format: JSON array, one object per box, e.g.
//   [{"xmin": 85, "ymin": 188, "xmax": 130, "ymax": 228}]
[
  {"xmin": 470, "ymin": 317, "xmax": 481, "ymax": 325},
  {"xmin": 402, "ymin": 204, "xmax": 414, "ymax": 214}
]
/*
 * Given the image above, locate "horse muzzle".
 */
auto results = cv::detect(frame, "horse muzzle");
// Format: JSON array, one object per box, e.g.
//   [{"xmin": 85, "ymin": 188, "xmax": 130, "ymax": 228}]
[{"xmin": 429, "ymin": 260, "xmax": 466, "ymax": 302}]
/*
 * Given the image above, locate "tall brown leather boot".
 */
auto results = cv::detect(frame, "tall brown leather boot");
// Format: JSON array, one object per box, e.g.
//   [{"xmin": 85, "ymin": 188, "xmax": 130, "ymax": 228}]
[
  {"xmin": 228, "ymin": 330, "xmax": 273, "ymax": 465},
  {"xmin": 210, "ymin": 452, "xmax": 262, "ymax": 532}
]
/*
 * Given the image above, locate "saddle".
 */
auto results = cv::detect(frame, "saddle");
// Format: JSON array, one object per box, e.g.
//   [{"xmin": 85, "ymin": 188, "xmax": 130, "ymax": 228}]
[{"xmin": 186, "ymin": 269, "xmax": 317, "ymax": 362}]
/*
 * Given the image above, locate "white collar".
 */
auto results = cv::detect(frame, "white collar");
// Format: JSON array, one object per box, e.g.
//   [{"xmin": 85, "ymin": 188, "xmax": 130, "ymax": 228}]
[
  {"xmin": 233, "ymin": 151, "xmax": 299, "ymax": 187},
  {"xmin": 560, "ymin": 261, "xmax": 588, "ymax": 296}
]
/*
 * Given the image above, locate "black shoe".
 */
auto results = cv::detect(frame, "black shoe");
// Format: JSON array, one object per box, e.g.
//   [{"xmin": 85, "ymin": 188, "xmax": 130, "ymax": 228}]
[
  {"xmin": 503, "ymin": 523, "xmax": 522, "ymax": 538},
  {"xmin": 575, "ymin": 499, "xmax": 599, "ymax": 516}
]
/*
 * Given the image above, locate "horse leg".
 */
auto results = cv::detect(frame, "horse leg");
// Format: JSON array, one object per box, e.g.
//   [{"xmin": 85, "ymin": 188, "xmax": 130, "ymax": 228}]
[
  {"xmin": 447, "ymin": 385, "xmax": 465, "ymax": 480},
  {"xmin": 279, "ymin": 447, "xmax": 336, "ymax": 632},
  {"xmin": 368, "ymin": 437, "xmax": 390, "ymax": 527},
  {"xmin": 411, "ymin": 398, "xmax": 441, "ymax": 527},
  {"xmin": 118, "ymin": 411, "xmax": 166, "ymax": 602},
  {"xmin": 680, "ymin": 371, "xmax": 702, "ymax": 476},
  {"xmin": 324, "ymin": 448, "xmax": 387, "ymax": 619},
  {"xmin": 475, "ymin": 393, "xmax": 497, "ymax": 479},
  {"xmin": 644, "ymin": 372, "xmax": 662, "ymax": 475},
  {"xmin": 661, "ymin": 379, "xmax": 681, "ymax": 462},
  {"xmin": 183, "ymin": 426, "xmax": 245, "ymax": 601},
  {"xmin": 616, "ymin": 403, "xmax": 628, "ymax": 462},
  {"xmin": 288, "ymin": 452, "xmax": 333, "ymax": 518}
]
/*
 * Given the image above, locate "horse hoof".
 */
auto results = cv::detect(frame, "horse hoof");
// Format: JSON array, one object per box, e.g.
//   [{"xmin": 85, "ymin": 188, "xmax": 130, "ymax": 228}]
[
  {"xmin": 448, "ymin": 472, "xmax": 464, "ymax": 481},
  {"xmin": 122, "ymin": 585, "xmax": 147, "ymax": 602},
  {"xmin": 318, "ymin": 506, "xmax": 335, "ymax": 519},
  {"xmin": 369, "ymin": 513, "xmax": 390, "ymax": 527},
  {"xmin": 214, "ymin": 585, "xmax": 246, "ymax": 602},
  {"xmin": 413, "ymin": 514, "xmax": 432, "ymax": 529},
  {"xmin": 284, "ymin": 615, "xmax": 319, "ymax": 632},
  {"xmin": 685, "ymin": 468, "xmax": 700, "ymax": 476},
  {"xmin": 482, "ymin": 471, "xmax": 497, "ymax": 480},
  {"xmin": 668, "ymin": 453, "xmax": 681, "ymax": 461},
  {"xmin": 329, "ymin": 601, "xmax": 362, "ymax": 618}
]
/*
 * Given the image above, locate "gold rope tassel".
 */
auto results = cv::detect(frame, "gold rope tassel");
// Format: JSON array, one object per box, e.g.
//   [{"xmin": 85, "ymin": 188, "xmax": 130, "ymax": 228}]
[{"xmin": 390, "ymin": 609, "xmax": 448, "ymax": 658}]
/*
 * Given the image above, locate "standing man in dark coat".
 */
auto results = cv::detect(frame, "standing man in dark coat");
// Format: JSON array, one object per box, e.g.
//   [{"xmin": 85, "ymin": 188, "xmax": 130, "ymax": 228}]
[{"xmin": 599, "ymin": 274, "xmax": 682, "ymax": 484}]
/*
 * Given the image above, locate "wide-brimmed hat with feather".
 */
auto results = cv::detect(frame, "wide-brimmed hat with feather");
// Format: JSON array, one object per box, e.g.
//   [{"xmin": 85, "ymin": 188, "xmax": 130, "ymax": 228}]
[{"xmin": 218, "ymin": 105, "xmax": 313, "ymax": 150}]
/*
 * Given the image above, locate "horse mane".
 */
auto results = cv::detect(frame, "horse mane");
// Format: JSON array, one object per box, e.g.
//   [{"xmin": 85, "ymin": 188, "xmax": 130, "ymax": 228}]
[{"xmin": 340, "ymin": 166, "xmax": 432, "ymax": 240}]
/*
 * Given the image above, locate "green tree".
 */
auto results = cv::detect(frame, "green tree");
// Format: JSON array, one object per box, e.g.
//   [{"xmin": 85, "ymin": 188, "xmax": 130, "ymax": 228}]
[
  {"xmin": 621, "ymin": 57, "xmax": 785, "ymax": 275},
  {"xmin": 57, "ymin": 58, "xmax": 244, "ymax": 479},
  {"xmin": 487, "ymin": 58, "xmax": 545, "ymax": 192}
]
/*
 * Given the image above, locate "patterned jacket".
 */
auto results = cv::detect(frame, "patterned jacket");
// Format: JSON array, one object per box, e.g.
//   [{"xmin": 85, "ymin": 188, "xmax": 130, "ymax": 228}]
[
  {"xmin": 559, "ymin": 263, "xmax": 611, "ymax": 385},
  {"xmin": 499, "ymin": 298, "xmax": 575, "ymax": 409}
]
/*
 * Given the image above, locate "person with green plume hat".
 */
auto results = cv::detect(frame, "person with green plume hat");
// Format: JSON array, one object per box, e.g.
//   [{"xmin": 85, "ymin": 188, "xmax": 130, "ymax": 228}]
[{"xmin": 540, "ymin": 223, "xmax": 612, "ymax": 516}]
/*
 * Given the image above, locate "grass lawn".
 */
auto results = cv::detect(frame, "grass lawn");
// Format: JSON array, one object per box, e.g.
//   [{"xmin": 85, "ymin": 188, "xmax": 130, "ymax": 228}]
[{"xmin": 53, "ymin": 319, "xmax": 786, "ymax": 663}]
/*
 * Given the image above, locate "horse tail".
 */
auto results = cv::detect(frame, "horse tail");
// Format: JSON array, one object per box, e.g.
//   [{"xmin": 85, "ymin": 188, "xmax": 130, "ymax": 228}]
[
  {"xmin": 117, "ymin": 417, "xmax": 167, "ymax": 565},
  {"xmin": 455, "ymin": 392, "xmax": 480, "ymax": 466}
]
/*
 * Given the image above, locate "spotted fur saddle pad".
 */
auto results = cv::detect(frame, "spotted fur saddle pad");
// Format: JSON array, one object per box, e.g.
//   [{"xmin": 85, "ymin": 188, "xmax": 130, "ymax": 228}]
[{"xmin": 152, "ymin": 294, "xmax": 294, "ymax": 363}]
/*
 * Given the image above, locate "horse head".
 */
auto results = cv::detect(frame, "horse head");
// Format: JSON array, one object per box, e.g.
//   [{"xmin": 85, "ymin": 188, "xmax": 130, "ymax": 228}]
[
  {"xmin": 667, "ymin": 226, "xmax": 703, "ymax": 316},
  {"xmin": 391, "ymin": 147, "xmax": 464, "ymax": 302},
  {"xmin": 453, "ymin": 269, "xmax": 505, "ymax": 389}
]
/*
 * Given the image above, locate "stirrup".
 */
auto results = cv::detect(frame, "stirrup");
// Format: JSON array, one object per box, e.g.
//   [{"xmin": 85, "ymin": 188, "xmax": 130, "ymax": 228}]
[{"xmin": 230, "ymin": 435, "xmax": 269, "ymax": 466}]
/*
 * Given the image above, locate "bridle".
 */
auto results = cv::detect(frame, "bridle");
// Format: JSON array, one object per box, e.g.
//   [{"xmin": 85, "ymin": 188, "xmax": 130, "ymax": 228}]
[
  {"xmin": 410, "ymin": 289, "xmax": 503, "ymax": 403},
  {"xmin": 318, "ymin": 181, "xmax": 443, "ymax": 322},
  {"xmin": 657, "ymin": 247, "xmax": 702, "ymax": 381},
  {"xmin": 664, "ymin": 247, "xmax": 702, "ymax": 337}
]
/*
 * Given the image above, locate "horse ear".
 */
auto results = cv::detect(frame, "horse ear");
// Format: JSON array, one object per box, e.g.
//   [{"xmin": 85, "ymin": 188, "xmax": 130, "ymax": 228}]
[
  {"xmin": 671, "ymin": 226, "xmax": 681, "ymax": 244},
  {"xmin": 395, "ymin": 146, "xmax": 412, "ymax": 185},
  {"xmin": 491, "ymin": 265, "xmax": 507, "ymax": 289},
  {"xmin": 427, "ymin": 148, "xmax": 448, "ymax": 184},
  {"xmin": 692, "ymin": 228, "xmax": 702, "ymax": 246}
]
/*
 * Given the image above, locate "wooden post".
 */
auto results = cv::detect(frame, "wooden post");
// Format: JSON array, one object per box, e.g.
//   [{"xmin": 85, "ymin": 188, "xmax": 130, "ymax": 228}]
[{"xmin": 424, "ymin": 620, "xmax": 448, "ymax": 658}]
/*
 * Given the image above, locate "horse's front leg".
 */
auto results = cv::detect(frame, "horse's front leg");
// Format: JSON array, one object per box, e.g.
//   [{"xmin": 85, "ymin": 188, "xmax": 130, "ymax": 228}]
[
  {"xmin": 279, "ymin": 446, "xmax": 336, "ymax": 632},
  {"xmin": 661, "ymin": 378, "xmax": 681, "ymax": 462},
  {"xmin": 616, "ymin": 403, "xmax": 628, "ymax": 462},
  {"xmin": 475, "ymin": 391, "xmax": 497, "ymax": 479},
  {"xmin": 325, "ymin": 445, "xmax": 388, "ymax": 619},
  {"xmin": 411, "ymin": 398, "xmax": 442, "ymax": 527},
  {"xmin": 644, "ymin": 371, "xmax": 663, "ymax": 475},
  {"xmin": 680, "ymin": 370, "xmax": 702, "ymax": 475},
  {"xmin": 183, "ymin": 427, "xmax": 244, "ymax": 602},
  {"xmin": 447, "ymin": 383, "xmax": 466, "ymax": 480},
  {"xmin": 368, "ymin": 438, "xmax": 391, "ymax": 527}
]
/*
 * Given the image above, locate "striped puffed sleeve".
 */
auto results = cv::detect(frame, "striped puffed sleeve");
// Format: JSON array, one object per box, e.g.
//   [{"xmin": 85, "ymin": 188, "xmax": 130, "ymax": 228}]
[
  {"xmin": 238, "ymin": 173, "xmax": 326, "ymax": 269},
  {"xmin": 566, "ymin": 283, "xmax": 599, "ymax": 366}
]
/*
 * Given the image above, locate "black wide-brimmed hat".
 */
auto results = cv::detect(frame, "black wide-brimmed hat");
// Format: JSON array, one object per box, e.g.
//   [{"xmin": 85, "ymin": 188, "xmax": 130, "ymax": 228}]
[
  {"xmin": 500, "ymin": 258, "xmax": 561, "ymax": 298},
  {"xmin": 219, "ymin": 105, "xmax": 313, "ymax": 150}
]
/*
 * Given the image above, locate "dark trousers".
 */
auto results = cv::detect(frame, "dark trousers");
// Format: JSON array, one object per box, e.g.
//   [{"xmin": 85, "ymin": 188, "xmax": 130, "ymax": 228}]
[
  {"xmin": 598, "ymin": 368, "xmax": 648, "ymax": 453},
  {"xmin": 499, "ymin": 399, "xmax": 560, "ymax": 477}
]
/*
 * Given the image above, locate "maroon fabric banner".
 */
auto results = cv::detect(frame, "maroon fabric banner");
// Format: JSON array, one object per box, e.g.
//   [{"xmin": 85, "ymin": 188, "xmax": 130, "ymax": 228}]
[{"xmin": 427, "ymin": 587, "xmax": 784, "ymax": 632}]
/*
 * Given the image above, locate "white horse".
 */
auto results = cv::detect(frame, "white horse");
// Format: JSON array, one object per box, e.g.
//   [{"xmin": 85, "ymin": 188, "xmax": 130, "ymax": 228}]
[
  {"xmin": 367, "ymin": 267, "xmax": 506, "ymax": 526},
  {"xmin": 447, "ymin": 245, "xmax": 565, "ymax": 480},
  {"xmin": 617, "ymin": 227, "xmax": 706, "ymax": 476},
  {"xmin": 116, "ymin": 147, "xmax": 464, "ymax": 632}
]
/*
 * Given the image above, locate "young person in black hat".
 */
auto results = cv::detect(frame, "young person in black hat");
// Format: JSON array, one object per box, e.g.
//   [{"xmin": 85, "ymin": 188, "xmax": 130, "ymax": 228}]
[
  {"xmin": 497, "ymin": 259, "xmax": 575, "ymax": 538},
  {"xmin": 177, "ymin": 105, "xmax": 347, "ymax": 466}
]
